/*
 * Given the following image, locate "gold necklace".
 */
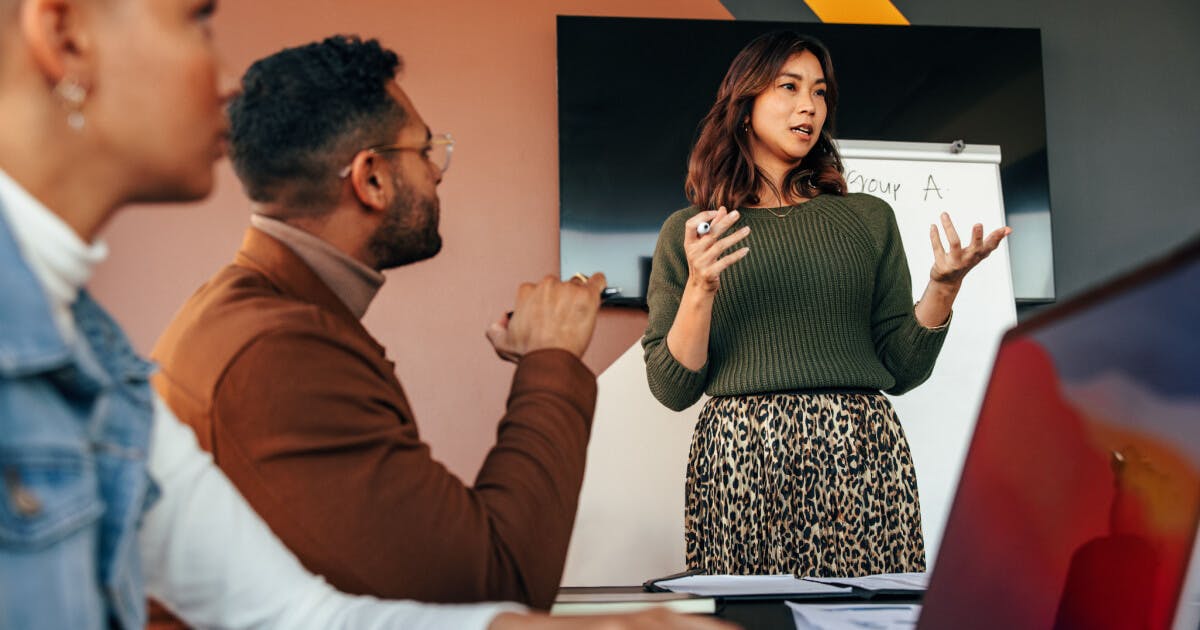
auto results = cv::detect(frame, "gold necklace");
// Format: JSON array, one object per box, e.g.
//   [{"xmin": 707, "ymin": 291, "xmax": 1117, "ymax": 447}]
[
  {"xmin": 754, "ymin": 190, "xmax": 811, "ymax": 218},
  {"xmin": 763, "ymin": 205, "xmax": 797, "ymax": 219}
]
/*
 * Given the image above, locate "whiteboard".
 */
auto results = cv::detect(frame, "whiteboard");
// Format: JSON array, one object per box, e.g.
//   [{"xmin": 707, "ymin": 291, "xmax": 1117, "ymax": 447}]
[
  {"xmin": 839, "ymin": 139, "xmax": 1017, "ymax": 568},
  {"xmin": 561, "ymin": 140, "xmax": 1017, "ymax": 585}
]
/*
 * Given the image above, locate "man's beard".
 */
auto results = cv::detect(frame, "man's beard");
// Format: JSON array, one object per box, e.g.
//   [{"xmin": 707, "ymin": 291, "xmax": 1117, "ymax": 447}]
[{"xmin": 367, "ymin": 175, "xmax": 442, "ymax": 270}]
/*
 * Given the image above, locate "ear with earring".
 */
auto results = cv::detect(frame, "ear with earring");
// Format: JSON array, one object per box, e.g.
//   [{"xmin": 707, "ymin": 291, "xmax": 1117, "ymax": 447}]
[{"xmin": 55, "ymin": 77, "xmax": 88, "ymax": 131}]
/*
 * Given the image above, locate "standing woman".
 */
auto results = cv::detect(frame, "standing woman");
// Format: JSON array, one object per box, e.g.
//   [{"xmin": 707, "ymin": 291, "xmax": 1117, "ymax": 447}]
[{"xmin": 642, "ymin": 31, "xmax": 1010, "ymax": 577}]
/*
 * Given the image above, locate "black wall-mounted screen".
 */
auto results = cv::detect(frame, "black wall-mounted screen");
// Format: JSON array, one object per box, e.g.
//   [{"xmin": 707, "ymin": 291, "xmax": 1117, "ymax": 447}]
[{"xmin": 557, "ymin": 16, "xmax": 1054, "ymax": 304}]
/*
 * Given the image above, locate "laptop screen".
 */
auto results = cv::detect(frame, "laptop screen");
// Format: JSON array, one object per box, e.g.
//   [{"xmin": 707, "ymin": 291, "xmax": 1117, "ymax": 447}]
[{"xmin": 919, "ymin": 237, "xmax": 1200, "ymax": 629}]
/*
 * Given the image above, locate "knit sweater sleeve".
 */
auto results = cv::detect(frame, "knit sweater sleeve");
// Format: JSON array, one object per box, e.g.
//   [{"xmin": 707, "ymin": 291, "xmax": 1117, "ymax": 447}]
[
  {"xmin": 865, "ymin": 196, "xmax": 950, "ymax": 395},
  {"xmin": 641, "ymin": 209, "xmax": 709, "ymax": 411}
]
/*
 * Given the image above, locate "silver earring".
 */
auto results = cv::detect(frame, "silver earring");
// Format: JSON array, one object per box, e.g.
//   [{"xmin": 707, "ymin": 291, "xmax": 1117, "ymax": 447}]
[{"xmin": 55, "ymin": 78, "xmax": 87, "ymax": 131}]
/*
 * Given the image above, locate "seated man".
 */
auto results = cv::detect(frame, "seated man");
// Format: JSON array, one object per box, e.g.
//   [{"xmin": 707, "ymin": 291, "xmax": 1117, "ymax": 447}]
[{"xmin": 149, "ymin": 35, "xmax": 605, "ymax": 624}]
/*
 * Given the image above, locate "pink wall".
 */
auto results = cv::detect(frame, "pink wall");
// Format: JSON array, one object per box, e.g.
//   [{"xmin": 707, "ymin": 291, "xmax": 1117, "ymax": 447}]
[{"xmin": 90, "ymin": 1, "xmax": 731, "ymax": 480}]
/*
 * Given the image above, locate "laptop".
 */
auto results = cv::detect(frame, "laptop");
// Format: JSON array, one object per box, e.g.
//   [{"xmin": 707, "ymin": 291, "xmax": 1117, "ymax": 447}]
[{"xmin": 918, "ymin": 235, "xmax": 1200, "ymax": 630}]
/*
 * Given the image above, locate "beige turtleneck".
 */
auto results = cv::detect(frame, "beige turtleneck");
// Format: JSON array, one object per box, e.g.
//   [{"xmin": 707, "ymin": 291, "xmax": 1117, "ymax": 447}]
[{"xmin": 250, "ymin": 214, "xmax": 384, "ymax": 319}]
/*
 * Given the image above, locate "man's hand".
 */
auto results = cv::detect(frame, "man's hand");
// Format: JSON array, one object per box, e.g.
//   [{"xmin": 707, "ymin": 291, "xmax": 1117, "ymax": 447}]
[
  {"xmin": 486, "ymin": 273, "xmax": 607, "ymax": 363},
  {"xmin": 489, "ymin": 608, "xmax": 737, "ymax": 630}
]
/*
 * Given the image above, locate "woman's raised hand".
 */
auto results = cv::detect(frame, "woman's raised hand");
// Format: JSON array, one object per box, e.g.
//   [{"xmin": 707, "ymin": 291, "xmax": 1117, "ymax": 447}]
[
  {"xmin": 929, "ymin": 212, "xmax": 1011, "ymax": 287},
  {"xmin": 684, "ymin": 206, "xmax": 751, "ymax": 294}
]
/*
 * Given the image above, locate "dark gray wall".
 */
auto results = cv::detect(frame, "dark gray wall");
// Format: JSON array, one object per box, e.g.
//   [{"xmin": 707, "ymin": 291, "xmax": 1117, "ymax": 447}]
[{"xmin": 720, "ymin": 0, "xmax": 1200, "ymax": 305}]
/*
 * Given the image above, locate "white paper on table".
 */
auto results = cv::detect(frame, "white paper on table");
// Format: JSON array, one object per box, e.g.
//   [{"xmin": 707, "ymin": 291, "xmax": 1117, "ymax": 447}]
[
  {"xmin": 804, "ymin": 572, "xmax": 929, "ymax": 592},
  {"xmin": 787, "ymin": 602, "xmax": 922, "ymax": 630},
  {"xmin": 656, "ymin": 575, "xmax": 853, "ymax": 598}
]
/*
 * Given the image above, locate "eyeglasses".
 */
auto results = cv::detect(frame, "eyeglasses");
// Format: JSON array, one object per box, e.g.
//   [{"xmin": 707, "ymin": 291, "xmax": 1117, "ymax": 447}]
[{"xmin": 338, "ymin": 132, "xmax": 454, "ymax": 179}]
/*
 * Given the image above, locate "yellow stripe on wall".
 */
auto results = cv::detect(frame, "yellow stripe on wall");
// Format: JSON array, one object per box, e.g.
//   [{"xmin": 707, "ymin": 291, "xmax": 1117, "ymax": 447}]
[{"xmin": 804, "ymin": 0, "xmax": 909, "ymax": 24}]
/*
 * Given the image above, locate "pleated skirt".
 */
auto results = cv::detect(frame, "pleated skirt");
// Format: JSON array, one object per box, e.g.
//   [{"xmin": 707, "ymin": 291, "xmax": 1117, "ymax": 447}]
[{"xmin": 684, "ymin": 391, "xmax": 926, "ymax": 577}]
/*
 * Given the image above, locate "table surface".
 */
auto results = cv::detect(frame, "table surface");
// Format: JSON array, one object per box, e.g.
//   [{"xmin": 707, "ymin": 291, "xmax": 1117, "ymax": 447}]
[{"xmin": 556, "ymin": 586, "xmax": 923, "ymax": 629}]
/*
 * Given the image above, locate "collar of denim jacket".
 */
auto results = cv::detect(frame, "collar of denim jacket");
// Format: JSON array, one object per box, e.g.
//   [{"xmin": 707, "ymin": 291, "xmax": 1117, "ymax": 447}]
[{"xmin": 0, "ymin": 169, "xmax": 106, "ymax": 374}]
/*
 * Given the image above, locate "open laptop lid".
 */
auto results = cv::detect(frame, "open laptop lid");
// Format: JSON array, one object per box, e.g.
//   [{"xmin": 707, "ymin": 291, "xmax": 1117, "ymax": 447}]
[{"xmin": 918, "ymin": 235, "xmax": 1200, "ymax": 630}]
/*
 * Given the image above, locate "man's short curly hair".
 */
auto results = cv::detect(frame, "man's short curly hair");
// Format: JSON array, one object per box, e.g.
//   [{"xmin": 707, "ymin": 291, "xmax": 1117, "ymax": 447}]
[{"xmin": 228, "ymin": 35, "xmax": 406, "ymax": 216}]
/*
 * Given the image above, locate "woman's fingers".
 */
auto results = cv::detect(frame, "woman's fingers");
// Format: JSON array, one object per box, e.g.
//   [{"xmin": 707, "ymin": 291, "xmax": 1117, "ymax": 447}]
[
  {"xmin": 983, "ymin": 226, "xmax": 1012, "ymax": 251},
  {"xmin": 683, "ymin": 208, "xmax": 722, "ymax": 247},
  {"xmin": 928, "ymin": 213, "xmax": 1013, "ymax": 283},
  {"xmin": 707, "ymin": 208, "xmax": 740, "ymax": 238},
  {"xmin": 970, "ymin": 223, "xmax": 985, "ymax": 248},
  {"xmin": 685, "ymin": 208, "xmax": 747, "ymax": 264},
  {"xmin": 684, "ymin": 208, "xmax": 722, "ymax": 234},
  {"xmin": 708, "ymin": 245, "xmax": 751, "ymax": 275},
  {"xmin": 682, "ymin": 207, "xmax": 752, "ymax": 290},
  {"xmin": 713, "ymin": 225, "xmax": 751, "ymax": 252},
  {"xmin": 693, "ymin": 226, "xmax": 750, "ymax": 271},
  {"xmin": 929, "ymin": 223, "xmax": 946, "ymax": 258},
  {"xmin": 940, "ymin": 212, "xmax": 962, "ymax": 250},
  {"xmin": 685, "ymin": 207, "xmax": 742, "ymax": 243},
  {"xmin": 693, "ymin": 245, "xmax": 750, "ymax": 286}
]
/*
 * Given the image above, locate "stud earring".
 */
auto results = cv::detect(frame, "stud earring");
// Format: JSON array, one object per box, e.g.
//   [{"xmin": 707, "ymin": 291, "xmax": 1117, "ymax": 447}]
[{"xmin": 55, "ymin": 78, "xmax": 88, "ymax": 131}]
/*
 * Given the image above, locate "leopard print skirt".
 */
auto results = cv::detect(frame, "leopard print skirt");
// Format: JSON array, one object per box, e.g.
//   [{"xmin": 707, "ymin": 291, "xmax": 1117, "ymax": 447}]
[{"xmin": 684, "ymin": 391, "xmax": 926, "ymax": 577}]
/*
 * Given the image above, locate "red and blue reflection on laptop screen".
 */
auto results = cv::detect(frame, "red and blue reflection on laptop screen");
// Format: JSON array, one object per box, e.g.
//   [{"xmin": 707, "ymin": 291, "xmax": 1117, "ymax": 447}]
[{"xmin": 920, "ymin": 238, "xmax": 1200, "ymax": 630}]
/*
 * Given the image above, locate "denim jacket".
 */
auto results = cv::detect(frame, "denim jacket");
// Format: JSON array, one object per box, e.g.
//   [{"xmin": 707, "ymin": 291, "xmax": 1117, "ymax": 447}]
[{"xmin": 0, "ymin": 207, "xmax": 159, "ymax": 630}]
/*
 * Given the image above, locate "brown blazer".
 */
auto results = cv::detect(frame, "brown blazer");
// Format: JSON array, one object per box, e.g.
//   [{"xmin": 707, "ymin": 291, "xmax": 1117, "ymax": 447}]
[{"xmin": 150, "ymin": 227, "xmax": 597, "ymax": 618}]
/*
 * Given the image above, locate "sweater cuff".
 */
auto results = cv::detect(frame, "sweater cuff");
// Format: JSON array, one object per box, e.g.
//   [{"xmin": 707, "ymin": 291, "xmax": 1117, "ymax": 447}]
[
  {"xmin": 917, "ymin": 306, "xmax": 954, "ymax": 332},
  {"xmin": 886, "ymin": 312, "xmax": 951, "ymax": 395},
  {"xmin": 509, "ymin": 348, "xmax": 598, "ymax": 425},
  {"xmin": 645, "ymin": 345, "xmax": 708, "ymax": 411},
  {"xmin": 650, "ymin": 346, "xmax": 708, "ymax": 385},
  {"xmin": 901, "ymin": 311, "xmax": 951, "ymax": 356}
]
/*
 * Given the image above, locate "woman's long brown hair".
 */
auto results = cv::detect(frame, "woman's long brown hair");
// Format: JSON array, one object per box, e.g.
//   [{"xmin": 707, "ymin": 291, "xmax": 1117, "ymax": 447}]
[{"xmin": 685, "ymin": 31, "xmax": 847, "ymax": 211}]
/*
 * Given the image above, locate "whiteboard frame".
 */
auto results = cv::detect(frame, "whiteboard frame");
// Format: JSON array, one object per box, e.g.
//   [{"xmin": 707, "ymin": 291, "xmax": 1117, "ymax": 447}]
[{"xmin": 837, "ymin": 139, "xmax": 1001, "ymax": 164}]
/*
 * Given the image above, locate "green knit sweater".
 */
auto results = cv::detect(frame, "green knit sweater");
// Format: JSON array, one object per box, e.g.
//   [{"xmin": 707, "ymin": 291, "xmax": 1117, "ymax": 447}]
[{"xmin": 642, "ymin": 192, "xmax": 949, "ymax": 412}]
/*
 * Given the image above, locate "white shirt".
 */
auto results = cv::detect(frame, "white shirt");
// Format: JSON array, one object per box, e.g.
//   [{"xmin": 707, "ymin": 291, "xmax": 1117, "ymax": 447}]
[
  {"xmin": 0, "ymin": 168, "xmax": 107, "ymax": 342},
  {"xmin": 0, "ymin": 171, "xmax": 522, "ymax": 629}
]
